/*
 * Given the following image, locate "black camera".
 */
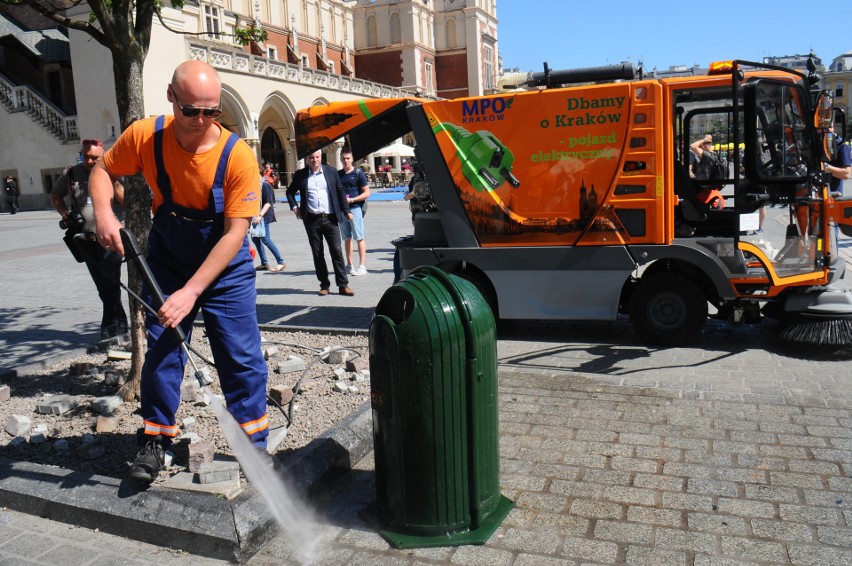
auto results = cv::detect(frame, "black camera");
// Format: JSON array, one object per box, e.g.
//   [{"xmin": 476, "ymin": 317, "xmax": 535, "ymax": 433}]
[{"xmin": 59, "ymin": 211, "xmax": 85, "ymax": 231}]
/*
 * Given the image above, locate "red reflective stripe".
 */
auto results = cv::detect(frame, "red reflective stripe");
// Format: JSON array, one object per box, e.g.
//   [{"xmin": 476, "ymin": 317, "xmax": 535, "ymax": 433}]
[{"xmin": 240, "ymin": 414, "xmax": 269, "ymax": 435}]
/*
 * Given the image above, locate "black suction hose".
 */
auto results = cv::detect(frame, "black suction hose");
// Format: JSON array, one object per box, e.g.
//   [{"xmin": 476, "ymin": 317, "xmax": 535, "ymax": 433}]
[{"xmin": 119, "ymin": 227, "xmax": 187, "ymax": 347}]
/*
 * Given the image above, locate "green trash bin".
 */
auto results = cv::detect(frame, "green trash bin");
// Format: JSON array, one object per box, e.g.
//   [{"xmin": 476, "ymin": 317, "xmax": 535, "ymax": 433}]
[{"xmin": 369, "ymin": 265, "xmax": 513, "ymax": 548}]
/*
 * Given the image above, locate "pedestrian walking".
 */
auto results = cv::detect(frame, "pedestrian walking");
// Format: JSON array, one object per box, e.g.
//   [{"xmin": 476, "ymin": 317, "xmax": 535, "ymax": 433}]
[{"xmin": 252, "ymin": 177, "xmax": 286, "ymax": 271}]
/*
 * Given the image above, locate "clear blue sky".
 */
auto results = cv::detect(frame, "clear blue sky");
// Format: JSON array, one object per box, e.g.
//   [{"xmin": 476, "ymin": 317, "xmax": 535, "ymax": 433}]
[{"xmin": 497, "ymin": 1, "xmax": 850, "ymax": 73}]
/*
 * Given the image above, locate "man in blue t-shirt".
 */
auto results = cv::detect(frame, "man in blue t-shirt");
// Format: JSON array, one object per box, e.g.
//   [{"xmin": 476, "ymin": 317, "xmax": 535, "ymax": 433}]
[
  {"xmin": 827, "ymin": 130, "xmax": 851, "ymax": 196},
  {"xmin": 338, "ymin": 146, "xmax": 371, "ymax": 275}
]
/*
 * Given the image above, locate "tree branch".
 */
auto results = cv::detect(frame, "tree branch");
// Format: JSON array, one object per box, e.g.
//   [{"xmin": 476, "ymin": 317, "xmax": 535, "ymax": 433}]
[{"xmin": 15, "ymin": 0, "xmax": 108, "ymax": 45}]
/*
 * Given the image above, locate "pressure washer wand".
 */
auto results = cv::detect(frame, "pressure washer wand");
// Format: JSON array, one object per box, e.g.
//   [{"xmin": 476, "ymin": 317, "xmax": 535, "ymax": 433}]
[{"xmin": 119, "ymin": 227, "xmax": 213, "ymax": 387}]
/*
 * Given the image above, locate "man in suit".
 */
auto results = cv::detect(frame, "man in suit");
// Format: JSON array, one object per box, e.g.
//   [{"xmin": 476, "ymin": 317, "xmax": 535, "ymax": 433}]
[{"xmin": 286, "ymin": 149, "xmax": 354, "ymax": 296}]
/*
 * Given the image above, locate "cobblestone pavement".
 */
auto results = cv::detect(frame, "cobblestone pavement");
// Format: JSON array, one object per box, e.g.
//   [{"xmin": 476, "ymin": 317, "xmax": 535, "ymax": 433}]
[{"xmin": 1, "ymin": 202, "xmax": 851, "ymax": 565}]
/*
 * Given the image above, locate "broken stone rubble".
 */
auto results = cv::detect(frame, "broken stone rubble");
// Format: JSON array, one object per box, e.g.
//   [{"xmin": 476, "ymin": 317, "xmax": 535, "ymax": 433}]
[
  {"xmin": 5, "ymin": 414, "xmax": 31, "ymax": 436},
  {"xmin": 35, "ymin": 394, "xmax": 78, "ymax": 415}
]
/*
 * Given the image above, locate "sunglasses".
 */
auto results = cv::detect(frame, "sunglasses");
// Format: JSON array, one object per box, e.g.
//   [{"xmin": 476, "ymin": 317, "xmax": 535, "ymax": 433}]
[
  {"xmin": 82, "ymin": 139, "xmax": 103, "ymax": 147},
  {"xmin": 170, "ymin": 86, "xmax": 222, "ymax": 118}
]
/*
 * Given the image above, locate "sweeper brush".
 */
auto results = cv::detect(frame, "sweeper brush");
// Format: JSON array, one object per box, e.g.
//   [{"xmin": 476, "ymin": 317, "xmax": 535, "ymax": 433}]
[{"xmin": 778, "ymin": 315, "xmax": 852, "ymax": 347}]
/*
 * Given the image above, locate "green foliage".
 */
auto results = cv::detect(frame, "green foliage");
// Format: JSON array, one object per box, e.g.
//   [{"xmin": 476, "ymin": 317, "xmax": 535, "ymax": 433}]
[{"xmin": 232, "ymin": 25, "xmax": 268, "ymax": 46}]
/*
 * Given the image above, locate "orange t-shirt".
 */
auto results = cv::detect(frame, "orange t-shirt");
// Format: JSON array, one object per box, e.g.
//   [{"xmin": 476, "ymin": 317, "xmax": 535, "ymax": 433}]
[{"xmin": 102, "ymin": 116, "xmax": 260, "ymax": 217}]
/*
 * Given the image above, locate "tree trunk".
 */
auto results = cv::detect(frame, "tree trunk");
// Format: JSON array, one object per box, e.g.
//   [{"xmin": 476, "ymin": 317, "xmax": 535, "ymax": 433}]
[
  {"xmin": 111, "ymin": 43, "xmax": 152, "ymax": 402},
  {"xmin": 118, "ymin": 174, "xmax": 151, "ymax": 402}
]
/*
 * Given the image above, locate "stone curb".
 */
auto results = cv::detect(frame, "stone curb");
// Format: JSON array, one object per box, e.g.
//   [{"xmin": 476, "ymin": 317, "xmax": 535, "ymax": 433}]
[
  {"xmin": 0, "ymin": 400, "xmax": 374, "ymax": 562},
  {"xmin": 0, "ymin": 333, "xmax": 375, "ymax": 562}
]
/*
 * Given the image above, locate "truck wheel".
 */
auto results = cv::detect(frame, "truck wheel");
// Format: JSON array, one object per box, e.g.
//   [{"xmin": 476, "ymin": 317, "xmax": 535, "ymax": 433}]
[{"xmin": 630, "ymin": 272, "xmax": 707, "ymax": 345}]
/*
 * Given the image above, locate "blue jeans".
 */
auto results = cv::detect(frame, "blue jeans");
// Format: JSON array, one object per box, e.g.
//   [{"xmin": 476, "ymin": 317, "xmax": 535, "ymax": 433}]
[{"xmin": 251, "ymin": 221, "xmax": 284, "ymax": 266}]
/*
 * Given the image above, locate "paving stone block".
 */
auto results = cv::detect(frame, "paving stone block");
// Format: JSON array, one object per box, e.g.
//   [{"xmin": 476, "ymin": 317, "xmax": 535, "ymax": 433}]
[
  {"xmin": 0, "ymin": 385, "xmax": 10, "ymax": 402},
  {"xmin": 181, "ymin": 416, "xmax": 196, "ymax": 432},
  {"xmin": 593, "ymin": 519, "xmax": 653, "ymax": 544},
  {"xmin": 269, "ymin": 385, "xmax": 293, "ymax": 406},
  {"xmin": 266, "ymin": 425, "xmax": 288, "ymax": 453},
  {"xmin": 345, "ymin": 357, "xmax": 369, "ymax": 373},
  {"xmin": 720, "ymin": 536, "xmax": 786, "ymax": 562},
  {"xmin": 655, "ymin": 528, "xmax": 716, "ymax": 553},
  {"xmin": 198, "ymin": 461, "xmax": 241, "ymax": 485},
  {"xmin": 181, "ymin": 380, "xmax": 198, "ymax": 402},
  {"xmin": 717, "ymin": 497, "xmax": 775, "ymax": 518},
  {"xmin": 96, "ymin": 416, "xmax": 119, "ymax": 433},
  {"xmin": 180, "ymin": 432, "xmax": 201, "ymax": 444},
  {"xmin": 274, "ymin": 357, "xmax": 306, "ymax": 374},
  {"xmin": 107, "ymin": 350, "xmax": 132, "ymax": 360},
  {"xmin": 161, "ymin": 470, "xmax": 242, "ymax": 499},
  {"xmin": 35, "ymin": 394, "xmax": 78, "ymax": 415},
  {"xmin": 560, "ymin": 536, "xmax": 618, "ymax": 563},
  {"xmin": 29, "ymin": 423, "xmax": 49, "ymax": 444},
  {"xmin": 262, "ymin": 345, "xmax": 279, "ymax": 360},
  {"xmin": 69, "ymin": 362, "xmax": 91, "ymax": 377},
  {"xmin": 84, "ymin": 367, "xmax": 102, "ymax": 379},
  {"xmin": 687, "ymin": 512, "xmax": 747, "ymax": 535},
  {"xmin": 779, "ymin": 504, "xmax": 840, "ymax": 525},
  {"xmin": 751, "ymin": 518, "xmax": 813, "ymax": 541},
  {"xmin": 188, "ymin": 441, "xmax": 215, "ymax": 472},
  {"xmin": 326, "ymin": 348, "xmax": 350, "ymax": 365},
  {"xmin": 90, "ymin": 395, "xmax": 123, "ymax": 416},
  {"xmin": 76, "ymin": 440, "xmax": 105, "ymax": 460},
  {"xmin": 5, "ymin": 414, "xmax": 31, "ymax": 436},
  {"xmin": 333, "ymin": 367, "xmax": 346, "ymax": 380},
  {"xmin": 103, "ymin": 370, "xmax": 126, "ymax": 386}
]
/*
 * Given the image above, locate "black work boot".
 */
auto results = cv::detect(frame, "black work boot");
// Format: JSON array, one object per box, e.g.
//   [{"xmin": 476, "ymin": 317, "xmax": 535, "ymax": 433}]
[{"xmin": 129, "ymin": 436, "xmax": 166, "ymax": 483}]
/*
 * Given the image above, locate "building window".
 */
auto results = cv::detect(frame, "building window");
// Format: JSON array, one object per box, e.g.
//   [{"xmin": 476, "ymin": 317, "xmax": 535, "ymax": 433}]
[
  {"xmin": 301, "ymin": 53, "xmax": 310, "ymax": 67},
  {"xmin": 837, "ymin": 81, "xmax": 844, "ymax": 98},
  {"xmin": 484, "ymin": 45, "xmax": 494, "ymax": 91},
  {"xmin": 268, "ymin": 46, "xmax": 277, "ymax": 60},
  {"xmin": 390, "ymin": 13, "xmax": 401, "ymax": 44},
  {"xmin": 327, "ymin": 60, "xmax": 335, "ymax": 73},
  {"xmin": 367, "ymin": 16, "xmax": 377, "ymax": 47},
  {"xmin": 204, "ymin": 5, "xmax": 221, "ymax": 39},
  {"xmin": 425, "ymin": 61, "xmax": 434, "ymax": 96}
]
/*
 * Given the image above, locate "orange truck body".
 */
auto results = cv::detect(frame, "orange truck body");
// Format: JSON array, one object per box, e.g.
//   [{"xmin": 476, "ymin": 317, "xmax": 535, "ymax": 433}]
[{"xmin": 296, "ymin": 61, "xmax": 852, "ymax": 346}]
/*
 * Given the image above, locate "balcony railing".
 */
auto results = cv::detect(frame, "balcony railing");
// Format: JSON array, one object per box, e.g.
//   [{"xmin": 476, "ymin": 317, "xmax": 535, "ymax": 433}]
[
  {"xmin": 188, "ymin": 41, "xmax": 417, "ymax": 99},
  {"xmin": 0, "ymin": 72, "xmax": 78, "ymax": 141}
]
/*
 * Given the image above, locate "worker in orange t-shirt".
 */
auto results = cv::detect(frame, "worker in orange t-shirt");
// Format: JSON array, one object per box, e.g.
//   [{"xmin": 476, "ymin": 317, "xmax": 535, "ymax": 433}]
[{"xmin": 89, "ymin": 61, "xmax": 269, "ymax": 483}]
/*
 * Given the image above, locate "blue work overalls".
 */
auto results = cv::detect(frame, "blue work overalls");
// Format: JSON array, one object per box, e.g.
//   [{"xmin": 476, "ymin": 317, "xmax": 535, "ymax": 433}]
[{"xmin": 139, "ymin": 116, "xmax": 269, "ymax": 447}]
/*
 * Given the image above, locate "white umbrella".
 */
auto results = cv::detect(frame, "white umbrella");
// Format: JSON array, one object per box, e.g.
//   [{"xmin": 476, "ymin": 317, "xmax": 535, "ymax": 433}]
[{"xmin": 372, "ymin": 142, "xmax": 415, "ymax": 158}]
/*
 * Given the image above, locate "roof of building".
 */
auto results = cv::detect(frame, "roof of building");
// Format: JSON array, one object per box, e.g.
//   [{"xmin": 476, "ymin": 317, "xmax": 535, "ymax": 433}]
[{"xmin": 0, "ymin": 12, "xmax": 69, "ymax": 63}]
